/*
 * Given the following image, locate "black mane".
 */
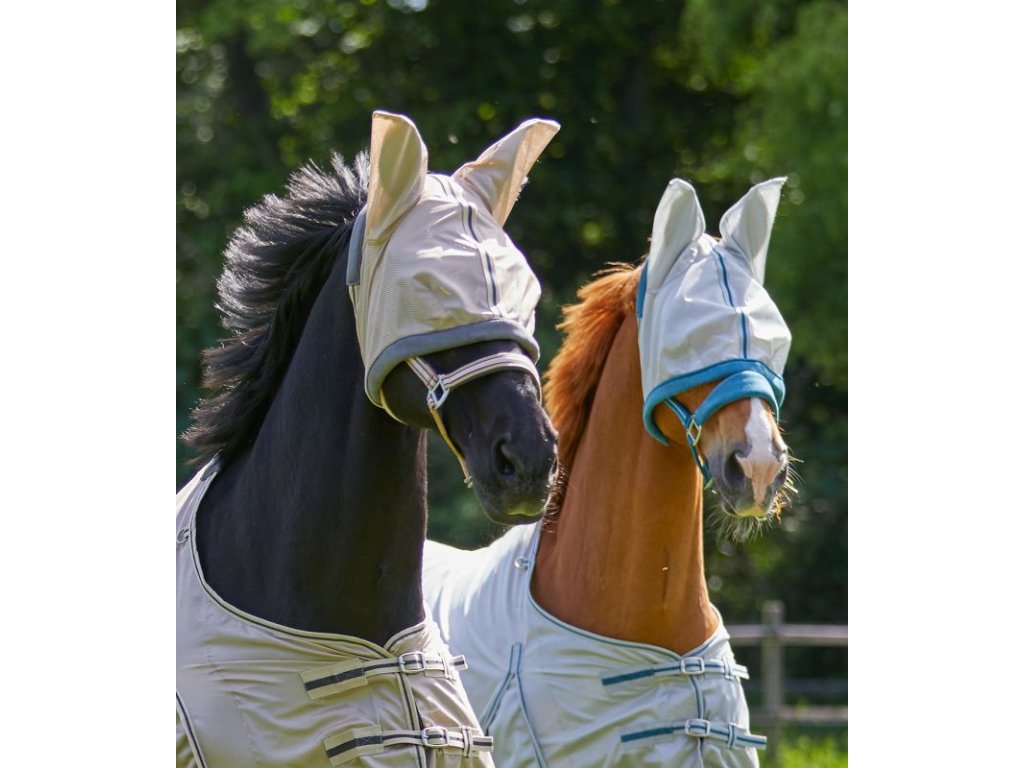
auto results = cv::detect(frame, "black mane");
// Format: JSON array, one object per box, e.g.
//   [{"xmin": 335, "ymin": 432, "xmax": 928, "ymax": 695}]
[{"xmin": 183, "ymin": 152, "xmax": 368, "ymax": 466}]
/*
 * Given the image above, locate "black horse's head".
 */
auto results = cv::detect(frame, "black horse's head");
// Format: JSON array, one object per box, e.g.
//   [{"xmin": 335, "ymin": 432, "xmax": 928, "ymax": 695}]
[
  {"xmin": 381, "ymin": 339, "xmax": 558, "ymax": 524},
  {"xmin": 353, "ymin": 111, "xmax": 560, "ymax": 524}
]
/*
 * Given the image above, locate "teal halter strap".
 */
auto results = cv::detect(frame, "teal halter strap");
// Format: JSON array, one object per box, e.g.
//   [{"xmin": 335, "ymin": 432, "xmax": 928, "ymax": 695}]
[
  {"xmin": 663, "ymin": 398, "xmax": 714, "ymax": 487},
  {"xmin": 658, "ymin": 369, "xmax": 782, "ymax": 488}
]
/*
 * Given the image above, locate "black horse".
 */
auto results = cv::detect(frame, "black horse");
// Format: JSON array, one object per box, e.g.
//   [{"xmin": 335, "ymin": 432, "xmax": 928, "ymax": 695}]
[{"xmin": 176, "ymin": 111, "xmax": 560, "ymax": 767}]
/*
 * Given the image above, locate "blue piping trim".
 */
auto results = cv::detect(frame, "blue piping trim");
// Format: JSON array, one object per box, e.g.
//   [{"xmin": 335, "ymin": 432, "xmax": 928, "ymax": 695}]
[
  {"xmin": 714, "ymin": 248, "xmax": 749, "ymax": 358},
  {"xmin": 466, "ymin": 203, "xmax": 481, "ymax": 241},
  {"xmin": 715, "ymin": 250, "xmax": 736, "ymax": 306},
  {"xmin": 602, "ymin": 666, "xmax": 663, "ymax": 686},
  {"xmin": 345, "ymin": 207, "xmax": 367, "ymax": 286},
  {"xmin": 511, "ymin": 642, "xmax": 548, "ymax": 767},
  {"xmin": 636, "ymin": 261, "xmax": 649, "ymax": 318},
  {"xmin": 739, "ymin": 310, "xmax": 750, "ymax": 359},
  {"xmin": 621, "ymin": 720, "xmax": 767, "ymax": 750},
  {"xmin": 621, "ymin": 726, "xmax": 676, "ymax": 743}
]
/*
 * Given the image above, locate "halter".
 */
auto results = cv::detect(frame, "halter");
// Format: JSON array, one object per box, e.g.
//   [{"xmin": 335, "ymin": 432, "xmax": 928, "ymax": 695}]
[
  {"xmin": 637, "ymin": 224, "xmax": 789, "ymax": 490},
  {"xmin": 654, "ymin": 368, "xmax": 783, "ymax": 487},
  {"xmin": 381, "ymin": 352, "xmax": 542, "ymax": 486}
]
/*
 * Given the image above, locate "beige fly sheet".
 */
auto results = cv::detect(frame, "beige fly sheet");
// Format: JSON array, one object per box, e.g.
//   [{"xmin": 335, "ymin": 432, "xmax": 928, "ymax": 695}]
[{"xmin": 176, "ymin": 465, "xmax": 495, "ymax": 768}]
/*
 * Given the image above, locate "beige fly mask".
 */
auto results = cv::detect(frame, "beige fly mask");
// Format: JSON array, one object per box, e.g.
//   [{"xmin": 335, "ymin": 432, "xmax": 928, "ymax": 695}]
[{"xmin": 347, "ymin": 111, "xmax": 559, "ymax": 422}]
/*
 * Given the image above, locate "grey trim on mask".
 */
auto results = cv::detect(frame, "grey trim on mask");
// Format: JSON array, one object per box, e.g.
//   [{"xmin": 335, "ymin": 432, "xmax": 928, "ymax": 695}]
[
  {"xmin": 365, "ymin": 319, "xmax": 542, "ymax": 407},
  {"xmin": 346, "ymin": 207, "xmax": 368, "ymax": 286}
]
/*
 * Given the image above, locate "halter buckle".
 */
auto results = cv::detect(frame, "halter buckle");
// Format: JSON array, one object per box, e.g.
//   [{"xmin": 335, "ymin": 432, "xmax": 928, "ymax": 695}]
[
  {"xmin": 427, "ymin": 376, "xmax": 451, "ymax": 410},
  {"xmin": 685, "ymin": 419, "xmax": 702, "ymax": 446}
]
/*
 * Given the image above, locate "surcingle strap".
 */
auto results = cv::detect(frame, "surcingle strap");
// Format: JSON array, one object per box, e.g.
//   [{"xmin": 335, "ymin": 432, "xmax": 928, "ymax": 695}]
[
  {"xmin": 301, "ymin": 652, "xmax": 468, "ymax": 701},
  {"xmin": 324, "ymin": 725, "xmax": 494, "ymax": 766},
  {"xmin": 601, "ymin": 656, "xmax": 749, "ymax": 687},
  {"xmin": 621, "ymin": 718, "xmax": 767, "ymax": 751}
]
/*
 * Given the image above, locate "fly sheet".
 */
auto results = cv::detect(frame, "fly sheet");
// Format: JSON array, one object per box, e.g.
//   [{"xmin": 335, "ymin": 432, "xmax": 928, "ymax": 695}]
[
  {"xmin": 348, "ymin": 111, "xmax": 559, "ymax": 409},
  {"xmin": 637, "ymin": 178, "xmax": 791, "ymax": 444},
  {"xmin": 423, "ymin": 526, "xmax": 765, "ymax": 767},
  {"xmin": 177, "ymin": 464, "xmax": 495, "ymax": 768}
]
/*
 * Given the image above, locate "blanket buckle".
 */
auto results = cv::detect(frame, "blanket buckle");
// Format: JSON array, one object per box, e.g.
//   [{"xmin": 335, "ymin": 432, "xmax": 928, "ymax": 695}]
[{"xmin": 421, "ymin": 726, "xmax": 451, "ymax": 748}]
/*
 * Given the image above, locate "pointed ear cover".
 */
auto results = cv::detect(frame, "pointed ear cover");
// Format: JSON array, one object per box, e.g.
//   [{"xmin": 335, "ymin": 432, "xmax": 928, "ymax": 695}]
[
  {"xmin": 719, "ymin": 177, "xmax": 786, "ymax": 283},
  {"xmin": 453, "ymin": 118, "xmax": 560, "ymax": 226},
  {"xmin": 645, "ymin": 179, "xmax": 706, "ymax": 292},
  {"xmin": 366, "ymin": 110, "xmax": 429, "ymax": 242}
]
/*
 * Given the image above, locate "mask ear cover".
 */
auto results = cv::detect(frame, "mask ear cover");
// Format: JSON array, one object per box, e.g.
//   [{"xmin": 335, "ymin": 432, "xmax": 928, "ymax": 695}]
[
  {"xmin": 644, "ymin": 179, "xmax": 706, "ymax": 293},
  {"xmin": 365, "ymin": 110, "xmax": 429, "ymax": 248},
  {"xmin": 718, "ymin": 177, "xmax": 786, "ymax": 283},
  {"xmin": 453, "ymin": 119, "xmax": 560, "ymax": 227}
]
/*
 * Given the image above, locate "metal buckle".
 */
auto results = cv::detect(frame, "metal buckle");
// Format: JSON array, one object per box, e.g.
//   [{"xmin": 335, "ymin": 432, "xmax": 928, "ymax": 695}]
[
  {"xmin": 421, "ymin": 726, "xmax": 451, "ymax": 748},
  {"xmin": 398, "ymin": 652, "xmax": 426, "ymax": 674},
  {"xmin": 680, "ymin": 657, "xmax": 706, "ymax": 675},
  {"xmin": 683, "ymin": 719, "xmax": 711, "ymax": 738},
  {"xmin": 427, "ymin": 376, "xmax": 451, "ymax": 409},
  {"xmin": 685, "ymin": 419, "xmax": 702, "ymax": 446}
]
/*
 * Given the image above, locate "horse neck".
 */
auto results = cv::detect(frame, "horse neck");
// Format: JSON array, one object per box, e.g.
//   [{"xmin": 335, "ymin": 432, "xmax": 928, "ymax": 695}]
[
  {"xmin": 532, "ymin": 314, "xmax": 718, "ymax": 654},
  {"xmin": 197, "ymin": 256, "xmax": 428, "ymax": 644}
]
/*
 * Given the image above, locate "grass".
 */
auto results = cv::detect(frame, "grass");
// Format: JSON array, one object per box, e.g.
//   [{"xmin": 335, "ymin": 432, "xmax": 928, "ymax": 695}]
[{"xmin": 764, "ymin": 728, "xmax": 848, "ymax": 768}]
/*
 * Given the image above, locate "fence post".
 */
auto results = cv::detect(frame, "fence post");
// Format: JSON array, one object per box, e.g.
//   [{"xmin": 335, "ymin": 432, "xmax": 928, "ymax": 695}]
[{"xmin": 761, "ymin": 600, "xmax": 784, "ymax": 764}]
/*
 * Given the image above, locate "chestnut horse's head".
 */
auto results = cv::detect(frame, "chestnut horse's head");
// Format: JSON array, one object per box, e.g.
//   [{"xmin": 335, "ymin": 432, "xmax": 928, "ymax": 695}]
[{"xmin": 639, "ymin": 177, "xmax": 793, "ymax": 540}]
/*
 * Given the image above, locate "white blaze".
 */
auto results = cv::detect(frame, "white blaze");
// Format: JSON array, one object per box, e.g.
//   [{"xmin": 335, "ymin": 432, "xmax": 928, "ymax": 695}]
[{"xmin": 736, "ymin": 399, "xmax": 782, "ymax": 507}]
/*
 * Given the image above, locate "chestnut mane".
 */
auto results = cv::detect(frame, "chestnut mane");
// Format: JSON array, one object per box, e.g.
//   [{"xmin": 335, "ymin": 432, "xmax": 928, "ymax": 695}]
[{"xmin": 543, "ymin": 264, "xmax": 642, "ymax": 492}]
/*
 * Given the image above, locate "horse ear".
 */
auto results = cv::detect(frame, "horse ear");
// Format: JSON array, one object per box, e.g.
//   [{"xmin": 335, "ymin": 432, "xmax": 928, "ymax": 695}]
[
  {"xmin": 453, "ymin": 118, "xmax": 560, "ymax": 226},
  {"xmin": 719, "ymin": 177, "xmax": 786, "ymax": 283},
  {"xmin": 645, "ymin": 179, "xmax": 706, "ymax": 290},
  {"xmin": 366, "ymin": 110, "xmax": 429, "ymax": 241}
]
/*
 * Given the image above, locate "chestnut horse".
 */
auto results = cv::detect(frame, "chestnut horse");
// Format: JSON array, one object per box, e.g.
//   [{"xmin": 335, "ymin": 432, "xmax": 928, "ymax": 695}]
[{"xmin": 424, "ymin": 178, "xmax": 792, "ymax": 767}]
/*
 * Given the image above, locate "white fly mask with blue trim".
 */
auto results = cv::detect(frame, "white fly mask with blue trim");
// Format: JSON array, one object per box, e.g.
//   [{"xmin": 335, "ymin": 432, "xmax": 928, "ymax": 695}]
[
  {"xmin": 348, "ymin": 111, "xmax": 559, "ymax": 417},
  {"xmin": 637, "ymin": 177, "xmax": 791, "ymax": 459}
]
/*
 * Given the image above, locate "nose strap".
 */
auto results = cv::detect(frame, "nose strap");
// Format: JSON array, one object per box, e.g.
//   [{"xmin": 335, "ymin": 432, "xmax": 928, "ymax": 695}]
[
  {"xmin": 404, "ymin": 352, "xmax": 541, "ymax": 486},
  {"xmin": 661, "ymin": 370, "xmax": 781, "ymax": 488}
]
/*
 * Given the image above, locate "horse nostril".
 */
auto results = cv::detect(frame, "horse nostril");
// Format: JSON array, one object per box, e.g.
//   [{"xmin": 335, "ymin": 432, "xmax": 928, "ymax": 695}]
[
  {"xmin": 494, "ymin": 439, "xmax": 519, "ymax": 479},
  {"xmin": 770, "ymin": 460, "xmax": 789, "ymax": 494},
  {"xmin": 724, "ymin": 450, "xmax": 747, "ymax": 489},
  {"xmin": 490, "ymin": 434, "xmax": 557, "ymax": 489}
]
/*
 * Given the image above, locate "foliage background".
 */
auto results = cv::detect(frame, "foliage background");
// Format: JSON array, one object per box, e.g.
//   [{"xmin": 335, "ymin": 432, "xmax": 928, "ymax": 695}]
[{"xmin": 176, "ymin": 0, "xmax": 847, "ymax": 747}]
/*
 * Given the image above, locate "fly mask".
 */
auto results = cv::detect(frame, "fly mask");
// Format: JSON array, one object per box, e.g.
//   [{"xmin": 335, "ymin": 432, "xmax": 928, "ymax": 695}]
[
  {"xmin": 348, "ymin": 111, "xmax": 559, "ymax": 481},
  {"xmin": 637, "ymin": 178, "xmax": 791, "ymax": 482}
]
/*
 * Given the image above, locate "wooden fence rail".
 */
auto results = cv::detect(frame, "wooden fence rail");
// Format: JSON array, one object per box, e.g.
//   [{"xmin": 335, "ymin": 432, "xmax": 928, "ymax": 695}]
[{"xmin": 727, "ymin": 600, "xmax": 848, "ymax": 762}]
